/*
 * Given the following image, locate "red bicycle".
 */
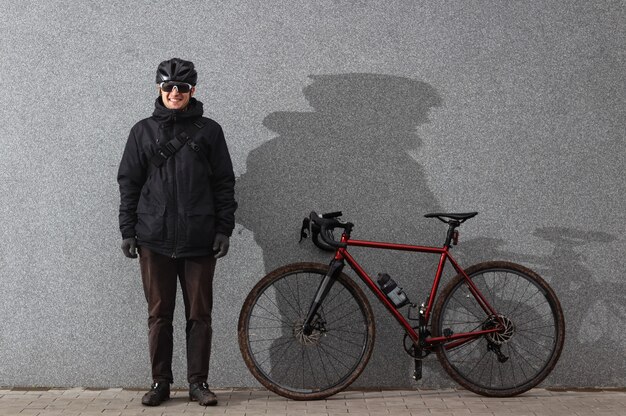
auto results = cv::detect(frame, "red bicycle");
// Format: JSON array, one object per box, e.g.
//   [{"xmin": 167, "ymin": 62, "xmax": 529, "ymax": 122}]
[{"xmin": 238, "ymin": 211, "xmax": 565, "ymax": 399}]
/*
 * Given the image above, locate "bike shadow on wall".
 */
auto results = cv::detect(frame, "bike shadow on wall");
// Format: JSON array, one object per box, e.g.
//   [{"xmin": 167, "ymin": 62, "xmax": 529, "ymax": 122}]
[
  {"xmin": 455, "ymin": 227, "xmax": 624, "ymax": 386},
  {"xmin": 236, "ymin": 73, "xmax": 449, "ymax": 388}
]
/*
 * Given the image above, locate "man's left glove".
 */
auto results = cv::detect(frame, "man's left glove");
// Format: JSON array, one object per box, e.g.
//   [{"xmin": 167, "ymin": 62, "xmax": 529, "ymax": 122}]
[
  {"xmin": 213, "ymin": 233, "xmax": 230, "ymax": 259},
  {"xmin": 121, "ymin": 237, "xmax": 138, "ymax": 258}
]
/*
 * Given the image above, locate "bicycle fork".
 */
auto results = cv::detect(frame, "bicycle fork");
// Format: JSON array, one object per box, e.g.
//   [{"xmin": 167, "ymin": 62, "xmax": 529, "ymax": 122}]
[{"xmin": 302, "ymin": 259, "xmax": 344, "ymax": 336}]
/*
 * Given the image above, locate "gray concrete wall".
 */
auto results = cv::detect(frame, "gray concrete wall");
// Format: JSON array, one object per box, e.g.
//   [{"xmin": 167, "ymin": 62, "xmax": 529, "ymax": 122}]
[{"xmin": 1, "ymin": 1, "xmax": 624, "ymax": 388}]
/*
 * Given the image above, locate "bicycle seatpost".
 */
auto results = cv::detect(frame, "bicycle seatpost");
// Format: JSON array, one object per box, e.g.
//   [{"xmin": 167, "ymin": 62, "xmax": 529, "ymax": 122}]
[{"xmin": 444, "ymin": 221, "xmax": 460, "ymax": 248}]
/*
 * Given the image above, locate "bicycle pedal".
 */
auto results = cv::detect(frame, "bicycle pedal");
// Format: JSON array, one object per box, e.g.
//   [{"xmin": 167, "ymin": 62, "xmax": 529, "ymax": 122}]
[{"xmin": 413, "ymin": 359, "xmax": 423, "ymax": 381}]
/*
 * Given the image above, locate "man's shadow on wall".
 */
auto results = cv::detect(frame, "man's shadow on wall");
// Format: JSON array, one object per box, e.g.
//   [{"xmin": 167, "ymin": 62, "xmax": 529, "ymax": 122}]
[
  {"xmin": 236, "ymin": 73, "xmax": 452, "ymax": 387},
  {"xmin": 456, "ymin": 227, "xmax": 624, "ymax": 385}
]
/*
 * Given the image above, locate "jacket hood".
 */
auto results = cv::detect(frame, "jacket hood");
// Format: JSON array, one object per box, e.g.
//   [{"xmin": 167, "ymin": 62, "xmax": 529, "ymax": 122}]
[{"xmin": 152, "ymin": 97, "xmax": 204, "ymax": 123}]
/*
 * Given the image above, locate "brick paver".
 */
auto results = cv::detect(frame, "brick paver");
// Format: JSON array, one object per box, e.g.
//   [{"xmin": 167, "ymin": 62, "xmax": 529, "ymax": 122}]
[{"xmin": 0, "ymin": 388, "xmax": 625, "ymax": 416}]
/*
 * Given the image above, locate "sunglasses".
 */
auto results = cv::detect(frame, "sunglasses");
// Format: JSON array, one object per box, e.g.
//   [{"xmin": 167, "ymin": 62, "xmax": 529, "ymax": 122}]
[{"xmin": 159, "ymin": 81, "xmax": 194, "ymax": 93}]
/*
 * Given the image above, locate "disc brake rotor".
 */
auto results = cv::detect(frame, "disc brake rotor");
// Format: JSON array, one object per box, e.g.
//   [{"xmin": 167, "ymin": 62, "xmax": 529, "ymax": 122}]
[
  {"xmin": 293, "ymin": 315, "xmax": 325, "ymax": 346},
  {"xmin": 484, "ymin": 315, "xmax": 515, "ymax": 345}
]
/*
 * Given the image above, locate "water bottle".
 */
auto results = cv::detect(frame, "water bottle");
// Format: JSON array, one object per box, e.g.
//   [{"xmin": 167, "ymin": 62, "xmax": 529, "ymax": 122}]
[{"xmin": 377, "ymin": 273, "xmax": 409, "ymax": 308}]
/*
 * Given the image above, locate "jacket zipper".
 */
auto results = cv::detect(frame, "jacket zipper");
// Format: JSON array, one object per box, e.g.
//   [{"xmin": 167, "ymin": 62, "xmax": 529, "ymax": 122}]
[
  {"xmin": 171, "ymin": 115, "xmax": 178, "ymax": 258},
  {"xmin": 172, "ymin": 156, "xmax": 177, "ymax": 258}
]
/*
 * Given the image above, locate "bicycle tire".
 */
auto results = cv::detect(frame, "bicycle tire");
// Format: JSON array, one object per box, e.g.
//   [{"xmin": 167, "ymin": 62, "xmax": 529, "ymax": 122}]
[
  {"xmin": 432, "ymin": 261, "xmax": 564, "ymax": 397},
  {"xmin": 238, "ymin": 262, "xmax": 375, "ymax": 400}
]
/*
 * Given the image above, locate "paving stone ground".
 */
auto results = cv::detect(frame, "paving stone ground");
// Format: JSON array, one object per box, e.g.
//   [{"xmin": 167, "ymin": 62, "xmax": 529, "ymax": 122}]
[{"xmin": 0, "ymin": 387, "xmax": 625, "ymax": 416}]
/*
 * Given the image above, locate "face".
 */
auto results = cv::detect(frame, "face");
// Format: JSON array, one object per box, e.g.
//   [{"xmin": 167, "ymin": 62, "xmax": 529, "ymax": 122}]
[{"xmin": 159, "ymin": 83, "xmax": 195, "ymax": 110}]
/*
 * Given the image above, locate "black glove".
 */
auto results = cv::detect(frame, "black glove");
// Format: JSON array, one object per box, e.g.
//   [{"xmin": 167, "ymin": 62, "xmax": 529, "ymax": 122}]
[
  {"xmin": 213, "ymin": 233, "xmax": 230, "ymax": 259},
  {"xmin": 121, "ymin": 237, "xmax": 138, "ymax": 258}
]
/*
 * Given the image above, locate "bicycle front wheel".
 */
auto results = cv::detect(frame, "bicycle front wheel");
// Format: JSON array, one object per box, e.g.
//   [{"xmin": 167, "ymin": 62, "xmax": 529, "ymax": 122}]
[
  {"xmin": 238, "ymin": 262, "xmax": 375, "ymax": 400},
  {"xmin": 432, "ymin": 261, "xmax": 565, "ymax": 397}
]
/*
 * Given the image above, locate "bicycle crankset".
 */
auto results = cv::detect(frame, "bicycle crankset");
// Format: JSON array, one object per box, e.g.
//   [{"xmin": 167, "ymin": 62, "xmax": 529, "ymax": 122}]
[{"xmin": 403, "ymin": 328, "xmax": 431, "ymax": 359}]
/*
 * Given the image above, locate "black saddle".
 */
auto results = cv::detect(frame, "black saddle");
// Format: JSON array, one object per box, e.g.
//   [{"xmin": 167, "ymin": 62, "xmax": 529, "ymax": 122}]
[{"xmin": 424, "ymin": 212, "xmax": 478, "ymax": 224}]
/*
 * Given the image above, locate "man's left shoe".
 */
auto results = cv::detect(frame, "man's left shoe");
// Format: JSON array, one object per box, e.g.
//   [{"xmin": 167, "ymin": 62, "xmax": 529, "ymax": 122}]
[{"xmin": 189, "ymin": 382, "xmax": 218, "ymax": 406}]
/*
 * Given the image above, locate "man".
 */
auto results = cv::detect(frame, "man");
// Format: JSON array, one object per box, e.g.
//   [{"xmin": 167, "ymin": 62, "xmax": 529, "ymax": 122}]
[{"xmin": 117, "ymin": 58, "xmax": 237, "ymax": 406}]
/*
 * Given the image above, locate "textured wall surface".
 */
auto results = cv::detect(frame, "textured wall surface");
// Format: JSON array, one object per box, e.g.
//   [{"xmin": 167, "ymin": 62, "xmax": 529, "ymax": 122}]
[{"xmin": 1, "ymin": 1, "xmax": 625, "ymax": 388}]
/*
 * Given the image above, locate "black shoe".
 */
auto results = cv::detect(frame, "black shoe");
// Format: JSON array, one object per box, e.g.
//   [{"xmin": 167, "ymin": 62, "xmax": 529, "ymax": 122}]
[
  {"xmin": 189, "ymin": 382, "xmax": 217, "ymax": 406},
  {"xmin": 141, "ymin": 382, "xmax": 170, "ymax": 406}
]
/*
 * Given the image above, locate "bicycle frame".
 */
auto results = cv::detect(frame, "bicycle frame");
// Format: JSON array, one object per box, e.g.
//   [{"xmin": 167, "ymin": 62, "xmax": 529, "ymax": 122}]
[{"xmin": 333, "ymin": 233, "xmax": 503, "ymax": 349}]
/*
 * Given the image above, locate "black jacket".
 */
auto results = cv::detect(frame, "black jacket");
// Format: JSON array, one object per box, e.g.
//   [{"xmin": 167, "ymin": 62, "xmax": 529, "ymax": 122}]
[{"xmin": 118, "ymin": 97, "xmax": 237, "ymax": 257}]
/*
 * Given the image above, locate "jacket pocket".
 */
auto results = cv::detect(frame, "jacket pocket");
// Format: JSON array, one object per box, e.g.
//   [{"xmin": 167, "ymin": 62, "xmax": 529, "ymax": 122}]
[
  {"xmin": 184, "ymin": 207, "xmax": 216, "ymax": 248},
  {"xmin": 135, "ymin": 203, "xmax": 166, "ymax": 241}
]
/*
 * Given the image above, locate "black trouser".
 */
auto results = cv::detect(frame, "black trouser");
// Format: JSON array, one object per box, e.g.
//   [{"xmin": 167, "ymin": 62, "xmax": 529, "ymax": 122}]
[{"xmin": 138, "ymin": 247, "xmax": 216, "ymax": 384}]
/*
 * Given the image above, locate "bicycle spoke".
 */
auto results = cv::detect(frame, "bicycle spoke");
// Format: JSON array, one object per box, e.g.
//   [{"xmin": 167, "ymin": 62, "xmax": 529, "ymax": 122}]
[
  {"xmin": 317, "ymin": 342, "xmax": 356, "ymax": 370},
  {"xmin": 324, "ymin": 305, "xmax": 364, "ymax": 326},
  {"xmin": 282, "ymin": 271, "xmax": 307, "ymax": 318},
  {"xmin": 249, "ymin": 336, "xmax": 292, "ymax": 343},
  {"xmin": 247, "ymin": 324, "xmax": 292, "ymax": 330},
  {"xmin": 258, "ymin": 337, "xmax": 300, "ymax": 376},
  {"xmin": 256, "ymin": 291, "xmax": 298, "ymax": 322},
  {"xmin": 249, "ymin": 311, "xmax": 292, "ymax": 326},
  {"xmin": 316, "ymin": 344, "xmax": 332, "ymax": 387},
  {"xmin": 321, "ymin": 284, "xmax": 349, "ymax": 314},
  {"xmin": 325, "ymin": 331, "xmax": 367, "ymax": 349},
  {"xmin": 272, "ymin": 280, "xmax": 307, "ymax": 320},
  {"xmin": 305, "ymin": 345, "xmax": 316, "ymax": 388},
  {"xmin": 515, "ymin": 310, "xmax": 555, "ymax": 329},
  {"xmin": 252, "ymin": 337, "xmax": 297, "ymax": 359}
]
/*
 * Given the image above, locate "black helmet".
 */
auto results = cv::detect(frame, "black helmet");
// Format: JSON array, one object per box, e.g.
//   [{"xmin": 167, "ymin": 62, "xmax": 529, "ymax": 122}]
[{"xmin": 156, "ymin": 58, "xmax": 198, "ymax": 85}]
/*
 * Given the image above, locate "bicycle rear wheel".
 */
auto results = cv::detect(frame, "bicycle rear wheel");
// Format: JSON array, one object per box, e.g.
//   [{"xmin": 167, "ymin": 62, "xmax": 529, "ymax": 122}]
[
  {"xmin": 238, "ymin": 262, "xmax": 375, "ymax": 400},
  {"xmin": 432, "ymin": 261, "xmax": 564, "ymax": 397}
]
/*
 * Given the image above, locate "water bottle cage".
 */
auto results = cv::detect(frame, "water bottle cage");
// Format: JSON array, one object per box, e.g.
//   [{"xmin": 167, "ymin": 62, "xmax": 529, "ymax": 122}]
[{"xmin": 377, "ymin": 273, "xmax": 410, "ymax": 308}]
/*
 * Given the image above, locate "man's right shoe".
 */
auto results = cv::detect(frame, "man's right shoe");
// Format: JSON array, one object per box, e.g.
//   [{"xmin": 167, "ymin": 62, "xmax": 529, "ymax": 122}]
[{"xmin": 141, "ymin": 382, "xmax": 170, "ymax": 406}]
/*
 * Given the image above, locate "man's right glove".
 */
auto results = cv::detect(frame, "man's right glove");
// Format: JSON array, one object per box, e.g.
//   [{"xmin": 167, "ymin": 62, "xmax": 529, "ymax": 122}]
[{"xmin": 121, "ymin": 237, "xmax": 138, "ymax": 258}]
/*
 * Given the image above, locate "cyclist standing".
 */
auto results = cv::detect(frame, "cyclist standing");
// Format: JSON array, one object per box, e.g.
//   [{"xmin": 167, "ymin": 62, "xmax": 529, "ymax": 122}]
[{"xmin": 117, "ymin": 58, "xmax": 237, "ymax": 406}]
